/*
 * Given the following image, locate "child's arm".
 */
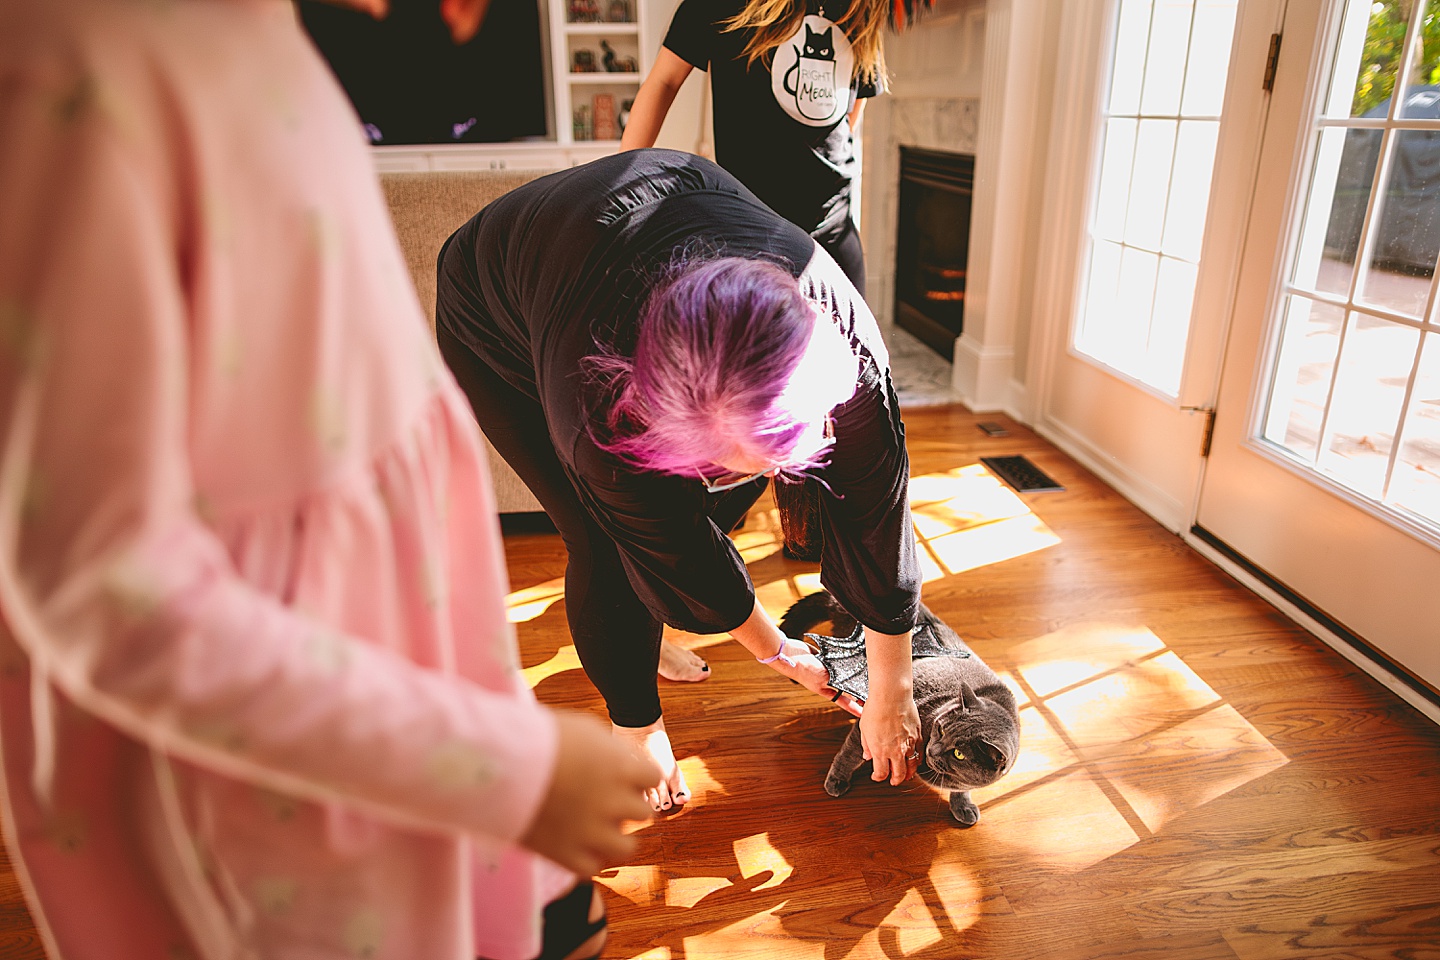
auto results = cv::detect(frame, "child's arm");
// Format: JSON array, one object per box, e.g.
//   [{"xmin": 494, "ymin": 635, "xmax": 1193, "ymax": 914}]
[{"xmin": 620, "ymin": 47, "xmax": 695, "ymax": 149}]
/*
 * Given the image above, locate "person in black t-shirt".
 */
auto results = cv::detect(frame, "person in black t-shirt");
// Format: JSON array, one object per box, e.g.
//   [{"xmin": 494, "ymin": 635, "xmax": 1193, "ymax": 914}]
[
  {"xmin": 620, "ymin": 0, "xmax": 891, "ymax": 297},
  {"xmin": 435, "ymin": 150, "xmax": 923, "ymax": 814}
]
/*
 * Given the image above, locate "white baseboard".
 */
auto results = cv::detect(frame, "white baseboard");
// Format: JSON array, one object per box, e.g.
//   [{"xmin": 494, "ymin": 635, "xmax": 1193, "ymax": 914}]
[
  {"xmin": 1185, "ymin": 535, "xmax": 1440, "ymax": 729},
  {"xmin": 1032, "ymin": 415, "xmax": 1188, "ymax": 533},
  {"xmin": 951, "ymin": 336, "xmax": 1014, "ymax": 413}
]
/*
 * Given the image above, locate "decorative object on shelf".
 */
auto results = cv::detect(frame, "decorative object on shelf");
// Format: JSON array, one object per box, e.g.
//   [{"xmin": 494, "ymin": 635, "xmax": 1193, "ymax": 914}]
[
  {"xmin": 599, "ymin": 39, "xmax": 637, "ymax": 72},
  {"xmin": 592, "ymin": 93, "xmax": 617, "ymax": 141},
  {"xmin": 617, "ymin": 98, "xmax": 633, "ymax": 133},
  {"xmin": 568, "ymin": 0, "xmax": 600, "ymax": 22},
  {"xmin": 573, "ymin": 104, "xmax": 592, "ymax": 141},
  {"xmin": 605, "ymin": 0, "xmax": 632, "ymax": 22},
  {"xmin": 889, "ymin": 0, "xmax": 934, "ymax": 29},
  {"xmin": 571, "ymin": 48, "xmax": 598, "ymax": 72}
]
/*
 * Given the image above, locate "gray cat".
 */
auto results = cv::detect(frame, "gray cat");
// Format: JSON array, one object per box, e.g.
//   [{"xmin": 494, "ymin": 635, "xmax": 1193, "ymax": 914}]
[{"xmin": 779, "ymin": 592, "xmax": 1021, "ymax": 826}]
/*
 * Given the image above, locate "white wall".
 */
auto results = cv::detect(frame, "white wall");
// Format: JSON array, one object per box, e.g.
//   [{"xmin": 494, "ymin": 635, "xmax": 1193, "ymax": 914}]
[{"xmin": 639, "ymin": 0, "xmax": 715, "ymax": 155}]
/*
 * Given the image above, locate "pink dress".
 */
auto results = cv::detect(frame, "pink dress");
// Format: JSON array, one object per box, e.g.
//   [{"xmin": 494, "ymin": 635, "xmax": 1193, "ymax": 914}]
[{"xmin": 0, "ymin": 1, "xmax": 571, "ymax": 957}]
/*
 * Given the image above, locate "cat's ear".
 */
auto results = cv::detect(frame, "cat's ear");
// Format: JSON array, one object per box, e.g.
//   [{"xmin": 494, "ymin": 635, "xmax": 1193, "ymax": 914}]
[
  {"xmin": 976, "ymin": 740, "xmax": 1008, "ymax": 772},
  {"xmin": 959, "ymin": 681, "xmax": 981, "ymax": 713}
]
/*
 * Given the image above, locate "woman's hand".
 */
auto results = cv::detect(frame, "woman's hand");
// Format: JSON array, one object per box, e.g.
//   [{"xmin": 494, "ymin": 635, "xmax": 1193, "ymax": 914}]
[
  {"xmin": 860, "ymin": 692, "xmax": 921, "ymax": 785},
  {"xmin": 763, "ymin": 638, "xmax": 865, "ymax": 717},
  {"xmin": 859, "ymin": 627, "xmax": 920, "ymax": 785}
]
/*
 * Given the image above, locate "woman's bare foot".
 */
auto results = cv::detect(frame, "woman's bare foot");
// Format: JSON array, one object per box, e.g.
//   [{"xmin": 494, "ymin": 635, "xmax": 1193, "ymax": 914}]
[
  {"xmin": 612, "ymin": 717, "xmax": 690, "ymax": 812},
  {"xmin": 657, "ymin": 638, "xmax": 710, "ymax": 682}
]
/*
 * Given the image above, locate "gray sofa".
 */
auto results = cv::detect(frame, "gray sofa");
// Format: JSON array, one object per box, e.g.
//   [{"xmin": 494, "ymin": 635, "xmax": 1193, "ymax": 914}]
[{"xmin": 380, "ymin": 170, "xmax": 550, "ymax": 514}]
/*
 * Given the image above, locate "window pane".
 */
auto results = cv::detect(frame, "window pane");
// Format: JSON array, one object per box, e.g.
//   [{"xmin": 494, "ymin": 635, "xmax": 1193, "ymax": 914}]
[
  {"xmin": 1112, "ymin": 247, "xmax": 1161, "ymax": 370},
  {"xmin": 1388, "ymin": 332, "xmax": 1440, "ymax": 523},
  {"xmin": 1126, "ymin": 120, "xmax": 1178, "ymax": 249},
  {"xmin": 1296, "ymin": 126, "xmax": 1377, "ymax": 297},
  {"xmin": 1162, "ymin": 119, "xmax": 1220, "ymax": 260},
  {"xmin": 1076, "ymin": 0, "xmax": 1236, "ymax": 395},
  {"xmin": 1110, "ymin": 0, "xmax": 1155, "ymax": 116},
  {"xmin": 1262, "ymin": 295, "xmax": 1345, "ymax": 460},
  {"xmin": 1319, "ymin": 313, "xmax": 1421, "ymax": 496},
  {"xmin": 1357, "ymin": 128, "xmax": 1440, "ymax": 317},
  {"xmin": 1141, "ymin": 1, "xmax": 1196, "ymax": 117},
  {"xmin": 1398, "ymin": 0, "xmax": 1440, "ymax": 118},
  {"xmin": 1147, "ymin": 256, "xmax": 1199, "ymax": 394},
  {"xmin": 1328, "ymin": 0, "xmax": 1415, "ymax": 120},
  {"xmin": 1095, "ymin": 119, "xmax": 1139, "ymax": 242},
  {"xmin": 1181, "ymin": 0, "xmax": 1238, "ymax": 116},
  {"xmin": 1078, "ymin": 240, "xmax": 1124, "ymax": 353}
]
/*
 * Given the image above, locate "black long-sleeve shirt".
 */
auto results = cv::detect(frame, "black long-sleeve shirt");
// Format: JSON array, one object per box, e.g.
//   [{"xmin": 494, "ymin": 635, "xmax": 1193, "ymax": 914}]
[{"xmin": 436, "ymin": 149, "xmax": 919, "ymax": 635}]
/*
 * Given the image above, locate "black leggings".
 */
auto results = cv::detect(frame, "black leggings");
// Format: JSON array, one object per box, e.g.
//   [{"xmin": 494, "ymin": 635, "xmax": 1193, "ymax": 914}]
[
  {"xmin": 438, "ymin": 326, "xmax": 764, "ymax": 728},
  {"xmin": 818, "ymin": 216, "xmax": 866, "ymax": 299}
]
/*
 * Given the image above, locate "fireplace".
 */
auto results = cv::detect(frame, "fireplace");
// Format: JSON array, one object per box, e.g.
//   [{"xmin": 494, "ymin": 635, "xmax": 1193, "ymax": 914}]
[{"xmin": 893, "ymin": 145, "xmax": 975, "ymax": 359}]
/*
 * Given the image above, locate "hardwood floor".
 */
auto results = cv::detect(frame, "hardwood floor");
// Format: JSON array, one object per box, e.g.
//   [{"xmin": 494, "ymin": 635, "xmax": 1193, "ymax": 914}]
[
  {"xmin": 4, "ymin": 402, "xmax": 1439, "ymax": 959},
  {"xmin": 518, "ymin": 403, "xmax": 1440, "ymax": 960}
]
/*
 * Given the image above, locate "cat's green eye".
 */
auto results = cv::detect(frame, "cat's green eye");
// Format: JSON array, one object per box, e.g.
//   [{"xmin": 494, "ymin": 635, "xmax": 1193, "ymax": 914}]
[{"xmin": 952, "ymin": 749, "xmax": 965, "ymax": 761}]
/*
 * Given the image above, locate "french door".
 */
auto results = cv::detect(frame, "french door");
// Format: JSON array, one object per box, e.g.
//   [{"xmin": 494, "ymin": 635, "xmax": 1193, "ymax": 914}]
[
  {"xmin": 1196, "ymin": 0, "xmax": 1440, "ymax": 696},
  {"xmin": 1038, "ymin": 0, "xmax": 1285, "ymax": 532}
]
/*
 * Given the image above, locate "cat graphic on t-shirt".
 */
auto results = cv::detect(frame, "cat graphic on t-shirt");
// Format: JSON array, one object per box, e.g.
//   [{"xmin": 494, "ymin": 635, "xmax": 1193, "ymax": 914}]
[
  {"xmin": 784, "ymin": 24, "xmax": 838, "ymax": 121},
  {"xmin": 769, "ymin": 15, "xmax": 853, "ymax": 127}
]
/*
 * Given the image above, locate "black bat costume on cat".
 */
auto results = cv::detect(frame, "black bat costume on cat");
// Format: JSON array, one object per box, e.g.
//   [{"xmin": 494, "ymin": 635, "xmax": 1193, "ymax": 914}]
[
  {"xmin": 435, "ymin": 149, "xmax": 920, "ymax": 731},
  {"xmin": 661, "ymin": 0, "xmax": 877, "ymax": 293}
]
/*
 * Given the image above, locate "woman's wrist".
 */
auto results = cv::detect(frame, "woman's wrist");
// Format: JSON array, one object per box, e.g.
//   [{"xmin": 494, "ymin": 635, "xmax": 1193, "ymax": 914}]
[{"xmin": 862, "ymin": 627, "xmax": 914, "ymax": 699}]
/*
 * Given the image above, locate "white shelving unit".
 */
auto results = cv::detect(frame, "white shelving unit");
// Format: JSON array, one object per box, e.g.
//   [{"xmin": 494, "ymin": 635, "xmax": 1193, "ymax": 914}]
[{"xmin": 548, "ymin": 0, "xmax": 649, "ymax": 148}]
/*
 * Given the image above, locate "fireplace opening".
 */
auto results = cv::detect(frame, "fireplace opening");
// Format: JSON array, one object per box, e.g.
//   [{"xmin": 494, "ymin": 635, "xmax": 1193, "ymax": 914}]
[{"xmin": 893, "ymin": 145, "xmax": 975, "ymax": 360}]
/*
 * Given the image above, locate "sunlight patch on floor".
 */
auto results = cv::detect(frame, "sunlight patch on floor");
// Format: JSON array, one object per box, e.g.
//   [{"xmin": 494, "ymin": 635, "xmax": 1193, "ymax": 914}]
[
  {"xmin": 1102, "ymin": 702, "xmax": 1288, "ymax": 833},
  {"xmin": 909, "ymin": 464, "xmax": 1062, "ymax": 583},
  {"xmin": 864, "ymin": 892, "xmax": 944, "ymax": 955},
  {"xmin": 922, "ymin": 514, "xmax": 1063, "ymax": 579},
  {"xmin": 505, "ymin": 576, "xmax": 565, "ymax": 623},
  {"xmin": 982, "ymin": 770, "xmax": 1142, "ymax": 870},
  {"xmin": 675, "ymin": 755, "xmax": 723, "ymax": 804},
  {"xmin": 1012, "ymin": 624, "xmax": 1168, "ymax": 698},
  {"xmin": 683, "ymin": 910, "xmax": 828, "ymax": 960},
  {"xmin": 754, "ymin": 572, "xmax": 825, "ymax": 621},
  {"xmin": 733, "ymin": 832, "xmax": 793, "ymax": 891},
  {"xmin": 598, "ymin": 864, "xmax": 662, "ymax": 906},
  {"xmin": 979, "ymin": 623, "xmax": 1290, "ymax": 849},
  {"xmin": 520, "ymin": 642, "xmax": 580, "ymax": 688},
  {"xmin": 666, "ymin": 875, "xmax": 734, "ymax": 909}
]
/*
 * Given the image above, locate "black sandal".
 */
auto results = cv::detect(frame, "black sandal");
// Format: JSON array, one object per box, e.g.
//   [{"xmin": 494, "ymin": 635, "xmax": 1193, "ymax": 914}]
[{"xmin": 535, "ymin": 880, "xmax": 607, "ymax": 960}]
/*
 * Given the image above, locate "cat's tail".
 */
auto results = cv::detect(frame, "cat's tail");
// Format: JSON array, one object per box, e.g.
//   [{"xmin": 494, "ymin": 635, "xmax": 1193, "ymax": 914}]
[{"xmin": 778, "ymin": 590, "xmax": 858, "ymax": 639}]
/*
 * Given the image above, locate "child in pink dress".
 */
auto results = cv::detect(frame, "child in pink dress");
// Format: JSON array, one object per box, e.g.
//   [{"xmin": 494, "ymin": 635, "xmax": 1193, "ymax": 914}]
[{"xmin": 0, "ymin": 1, "xmax": 652, "ymax": 958}]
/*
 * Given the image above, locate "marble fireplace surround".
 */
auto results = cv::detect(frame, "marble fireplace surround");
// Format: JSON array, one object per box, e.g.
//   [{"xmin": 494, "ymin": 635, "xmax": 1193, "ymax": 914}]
[{"xmin": 861, "ymin": 0, "xmax": 1052, "ymax": 418}]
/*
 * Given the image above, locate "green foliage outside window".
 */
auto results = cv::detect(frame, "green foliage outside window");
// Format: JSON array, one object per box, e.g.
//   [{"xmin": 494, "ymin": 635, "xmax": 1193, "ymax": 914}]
[{"xmin": 1353, "ymin": 0, "xmax": 1440, "ymax": 116}]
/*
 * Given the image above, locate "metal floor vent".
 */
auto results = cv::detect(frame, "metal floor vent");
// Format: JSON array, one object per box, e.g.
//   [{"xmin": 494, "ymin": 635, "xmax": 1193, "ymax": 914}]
[{"xmin": 980, "ymin": 455, "xmax": 1065, "ymax": 493}]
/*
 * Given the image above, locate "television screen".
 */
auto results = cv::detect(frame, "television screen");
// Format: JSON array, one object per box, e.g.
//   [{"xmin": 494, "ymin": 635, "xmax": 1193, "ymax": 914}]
[{"xmin": 297, "ymin": 0, "xmax": 548, "ymax": 146}]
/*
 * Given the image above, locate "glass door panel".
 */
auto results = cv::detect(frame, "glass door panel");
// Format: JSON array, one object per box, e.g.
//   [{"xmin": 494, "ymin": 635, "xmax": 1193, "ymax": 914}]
[
  {"xmin": 1074, "ymin": 0, "xmax": 1240, "ymax": 394},
  {"xmin": 1257, "ymin": 0, "xmax": 1440, "ymax": 534}
]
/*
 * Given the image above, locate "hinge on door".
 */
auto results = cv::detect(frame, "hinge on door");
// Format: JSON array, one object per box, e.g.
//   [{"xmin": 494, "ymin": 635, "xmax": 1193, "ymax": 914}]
[
  {"xmin": 1183, "ymin": 406, "xmax": 1218, "ymax": 458},
  {"xmin": 1263, "ymin": 32, "xmax": 1282, "ymax": 92}
]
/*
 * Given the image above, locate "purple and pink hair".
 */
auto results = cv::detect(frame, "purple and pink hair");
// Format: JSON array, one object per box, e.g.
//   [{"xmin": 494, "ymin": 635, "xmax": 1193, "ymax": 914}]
[{"xmin": 588, "ymin": 256, "xmax": 827, "ymax": 478}]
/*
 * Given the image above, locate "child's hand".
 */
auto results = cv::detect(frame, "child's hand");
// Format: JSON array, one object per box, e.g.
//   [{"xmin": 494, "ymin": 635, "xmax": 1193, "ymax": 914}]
[{"xmin": 520, "ymin": 711, "xmax": 658, "ymax": 876}]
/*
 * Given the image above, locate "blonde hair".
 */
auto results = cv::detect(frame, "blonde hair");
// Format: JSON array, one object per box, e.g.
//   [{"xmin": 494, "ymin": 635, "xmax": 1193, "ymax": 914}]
[{"xmin": 723, "ymin": 0, "xmax": 888, "ymax": 88}]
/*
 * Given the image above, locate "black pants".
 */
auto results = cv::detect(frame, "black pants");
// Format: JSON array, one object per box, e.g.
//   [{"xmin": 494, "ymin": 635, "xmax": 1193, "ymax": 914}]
[
  {"xmin": 438, "ymin": 325, "xmax": 765, "ymax": 728},
  {"xmin": 817, "ymin": 216, "xmax": 866, "ymax": 299}
]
